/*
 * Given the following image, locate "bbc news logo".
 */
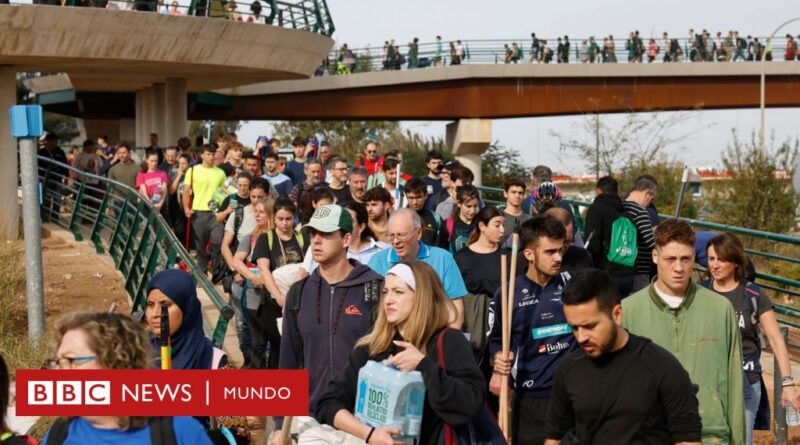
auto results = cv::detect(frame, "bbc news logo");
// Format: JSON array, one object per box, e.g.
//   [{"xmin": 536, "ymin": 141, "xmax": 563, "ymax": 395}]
[
  {"xmin": 16, "ymin": 370, "xmax": 309, "ymax": 417},
  {"xmin": 28, "ymin": 381, "xmax": 111, "ymax": 405}
]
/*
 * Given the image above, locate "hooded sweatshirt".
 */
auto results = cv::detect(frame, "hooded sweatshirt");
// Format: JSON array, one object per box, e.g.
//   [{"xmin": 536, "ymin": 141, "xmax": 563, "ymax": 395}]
[
  {"xmin": 277, "ymin": 260, "xmax": 383, "ymax": 428},
  {"xmin": 583, "ymin": 192, "xmax": 624, "ymax": 270}
]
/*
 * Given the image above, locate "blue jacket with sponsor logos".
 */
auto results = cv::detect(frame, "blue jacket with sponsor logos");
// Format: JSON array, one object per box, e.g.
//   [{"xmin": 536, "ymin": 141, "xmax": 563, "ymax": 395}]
[{"xmin": 488, "ymin": 272, "xmax": 576, "ymax": 396}]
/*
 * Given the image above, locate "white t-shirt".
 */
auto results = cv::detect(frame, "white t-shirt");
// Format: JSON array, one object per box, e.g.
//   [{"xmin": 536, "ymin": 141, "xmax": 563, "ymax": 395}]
[
  {"xmin": 653, "ymin": 282, "xmax": 685, "ymax": 309},
  {"xmin": 225, "ymin": 205, "xmax": 257, "ymax": 245}
]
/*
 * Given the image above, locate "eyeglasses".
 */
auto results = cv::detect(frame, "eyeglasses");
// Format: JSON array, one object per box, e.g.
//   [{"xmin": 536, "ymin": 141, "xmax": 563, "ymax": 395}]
[
  {"xmin": 366, "ymin": 150, "xmax": 377, "ymax": 154},
  {"xmin": 47, "ymin": 356, "xmax": 97, "ymax": 369},
  {"xmin": 387, "ymin": 232, "xmax": 412, "ymax": 242}
]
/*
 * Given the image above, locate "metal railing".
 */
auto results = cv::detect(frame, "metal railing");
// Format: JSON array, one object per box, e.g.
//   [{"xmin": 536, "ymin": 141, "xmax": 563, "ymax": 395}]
[
  {"xmin": 4, "ymin": 0, "xmax": 334, "ymax": 36},
  {"xmin": 325, "ymin": 35, "xmax": 798, "ymax": 75},
  {"xmin": 563, "ymin": 198, "xmax": 800, "ymax": 327},
  {"xmin": 36, "ymin": 156, "xmax": 234, "ymax": 347}
]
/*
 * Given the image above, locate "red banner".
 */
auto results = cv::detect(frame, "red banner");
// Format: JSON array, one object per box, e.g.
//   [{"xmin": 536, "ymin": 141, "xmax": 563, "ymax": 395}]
[{"xmin": 15, "ymin": 370, "xmax": 309, "ymax": 417}]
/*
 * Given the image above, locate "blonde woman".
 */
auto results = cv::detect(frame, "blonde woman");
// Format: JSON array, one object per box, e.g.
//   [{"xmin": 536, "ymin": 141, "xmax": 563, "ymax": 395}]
[
  {"xmin": 42, "ymin": 312, "xmax": 210, "ymax": 444},
  {"xmin": 315, "ymin": 262, "xmax": 484, "ymax": 445},
  {"xmin": 231, "ymin": 197, "xmax": 277, "ymax": 369}
]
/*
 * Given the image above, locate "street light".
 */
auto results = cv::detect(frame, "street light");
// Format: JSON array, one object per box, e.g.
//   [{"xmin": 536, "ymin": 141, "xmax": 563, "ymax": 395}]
[{"xmin": 760, "ymin": 17, "xmax": 800, "ymax": 155}]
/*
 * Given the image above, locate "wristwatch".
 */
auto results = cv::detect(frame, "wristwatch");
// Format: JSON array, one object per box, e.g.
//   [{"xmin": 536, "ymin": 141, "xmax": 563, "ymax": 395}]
[{"xmin": 782, "ymin": 376, "xmax": 794, "ymax": 386}]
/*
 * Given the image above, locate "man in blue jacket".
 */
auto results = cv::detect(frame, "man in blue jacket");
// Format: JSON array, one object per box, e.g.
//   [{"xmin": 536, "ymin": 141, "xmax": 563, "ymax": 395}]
[
  {"xmin": 489, "ymin": 215, "xmax": 576, "ymax": 445},
  {"xmin": 272, "ymin": 205, "xmax": 383, "ymax": 444}
]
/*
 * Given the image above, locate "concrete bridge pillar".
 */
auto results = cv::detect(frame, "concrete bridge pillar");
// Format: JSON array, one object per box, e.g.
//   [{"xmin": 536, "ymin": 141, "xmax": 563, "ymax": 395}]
[
  {"xmin": 151, "ymin": 82, "xmax": 166, "ymax": 145},
  {"xmin": 164, "ymin": 78, "xmax": 188, "ymax": 147},
  {"xmin": 0, "ymin": 68, "xmax": 18, "ymax": 240},
  {"xmin": 446, "ymin": 119, "xmax": 492, "ymax": 186},
  {"xmin": 136, "ymin": 86, "xmax": 153, "ymax": 148}
]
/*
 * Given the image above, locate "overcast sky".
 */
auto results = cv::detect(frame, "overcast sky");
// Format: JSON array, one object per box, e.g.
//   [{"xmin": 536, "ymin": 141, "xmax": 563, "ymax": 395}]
[{"xmin": 238, "ymin": 0, "xmax": 800, "ymax": 175}]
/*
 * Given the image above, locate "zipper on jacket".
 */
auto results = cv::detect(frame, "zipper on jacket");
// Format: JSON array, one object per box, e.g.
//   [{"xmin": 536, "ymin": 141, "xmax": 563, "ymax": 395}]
[
  {"xmin": 673, "ymin": 311, "xmax": 680, "ymax": 356},
  {"xmin": 329, "ymin": 286, "xmax": 335, "ymax": 369}
]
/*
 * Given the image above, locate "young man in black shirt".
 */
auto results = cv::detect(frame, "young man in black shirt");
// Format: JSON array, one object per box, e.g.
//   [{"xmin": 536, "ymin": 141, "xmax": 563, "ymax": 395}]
[
  {"xmin": 405, "ymin": 177, "xmax": 448, "ymax": 248},
  {"xmin": 422, "ymin": 150, "xmax": 444, "ymax": 211},
  {"xmin": 545, "ymin": 269, "xmax": 702, "ymax": 445}
]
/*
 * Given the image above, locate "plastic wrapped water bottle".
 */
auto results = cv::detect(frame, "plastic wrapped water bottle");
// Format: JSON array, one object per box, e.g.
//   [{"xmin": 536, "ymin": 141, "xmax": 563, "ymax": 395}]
[{"xmin": 786, "ymin": 403, "xmax": 800, "ymax": 426}]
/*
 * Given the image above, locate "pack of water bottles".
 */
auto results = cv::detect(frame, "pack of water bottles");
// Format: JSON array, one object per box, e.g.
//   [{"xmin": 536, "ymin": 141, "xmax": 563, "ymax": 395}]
[{"xmin": 355, "ymin": 360, "xmax": 426, "ymax": 445}]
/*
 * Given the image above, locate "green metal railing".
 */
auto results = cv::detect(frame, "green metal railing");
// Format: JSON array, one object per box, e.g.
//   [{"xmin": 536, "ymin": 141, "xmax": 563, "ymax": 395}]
[
  {"xmin": 565, "ymin": 198, "xmax": 800, "ymax": 328},
  {"xmin": 37, "ymin": 156, "xmax": 234, "ymax": 347}
]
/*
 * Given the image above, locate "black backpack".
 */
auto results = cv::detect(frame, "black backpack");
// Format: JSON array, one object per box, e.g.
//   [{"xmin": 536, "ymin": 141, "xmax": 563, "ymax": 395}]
[{"xmin": 284, "ymin": 276, "xmax": 382, "ymax": 368}]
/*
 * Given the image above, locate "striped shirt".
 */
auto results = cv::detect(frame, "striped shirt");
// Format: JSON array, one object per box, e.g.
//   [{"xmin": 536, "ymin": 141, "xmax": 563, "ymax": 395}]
[{"xmin": 623, "ymin": 201, "xmax": 656, "ymax": 274}]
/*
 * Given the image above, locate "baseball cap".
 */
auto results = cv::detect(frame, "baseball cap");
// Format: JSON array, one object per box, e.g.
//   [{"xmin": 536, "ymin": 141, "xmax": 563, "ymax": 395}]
[
  {"xmin": 442, "ymin": 160, "xmax": 461, "ymax": 171},
  {"xmin": 305, "ymin": 204, "xmax": 353, "ymax": 234}
]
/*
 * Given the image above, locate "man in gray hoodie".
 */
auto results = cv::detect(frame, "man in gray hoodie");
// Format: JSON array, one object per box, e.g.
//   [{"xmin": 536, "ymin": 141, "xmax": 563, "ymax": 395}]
[{"xmin": 271, "ymin": 205, "xmax": 383, "ymax": 444}]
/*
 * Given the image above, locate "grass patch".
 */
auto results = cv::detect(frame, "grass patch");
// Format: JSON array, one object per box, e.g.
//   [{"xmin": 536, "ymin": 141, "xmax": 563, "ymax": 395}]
[{"xmin": 0, "ymin": 239, "xmax": 48, "ymax": 373}]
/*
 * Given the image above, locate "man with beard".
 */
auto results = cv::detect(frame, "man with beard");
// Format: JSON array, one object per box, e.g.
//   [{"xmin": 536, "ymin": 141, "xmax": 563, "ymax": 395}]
[
  {"xmin": 488, "ymin": 216, "xmax": 576, "ymax": 445},
  {"xmin": 545, "ymin": 269, "xmax": 702, "ymax": 445}
]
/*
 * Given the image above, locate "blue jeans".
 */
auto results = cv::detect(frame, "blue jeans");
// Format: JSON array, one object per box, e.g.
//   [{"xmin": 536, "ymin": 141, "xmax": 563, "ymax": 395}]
[{"xmin": 744, "ymin": 376, "xmax": 761, "ymax": 445}]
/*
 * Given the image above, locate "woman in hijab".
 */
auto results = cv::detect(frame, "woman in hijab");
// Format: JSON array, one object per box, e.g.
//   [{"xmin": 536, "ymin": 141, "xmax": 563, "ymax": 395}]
[
  {"xmin": 145, "ymin": 270, "xmax": 251, "ymax": 443},
  {"xmin": 145, "ymin": 269, "xmax": 226, "ymax": 370}
]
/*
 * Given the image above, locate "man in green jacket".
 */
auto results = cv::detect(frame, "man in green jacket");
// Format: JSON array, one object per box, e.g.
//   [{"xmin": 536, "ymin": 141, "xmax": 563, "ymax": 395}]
[{"xmin": 622, "ymin": 218, "xmax": 744, "ymax": 445}]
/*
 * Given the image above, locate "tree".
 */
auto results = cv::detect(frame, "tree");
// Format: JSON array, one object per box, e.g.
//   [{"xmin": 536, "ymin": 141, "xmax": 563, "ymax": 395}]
[
  {"xmin": 705, "ymin": 130, "xmax": 799, "ymax": 234},
  {"xmin": 272, "ymin": 120, "xmax": 399, "ymax": 161},
  {"xmin": 550, "ymin": 110, "xmax": 714, "ymax": 177},
  {"xmin": 271, "ymin": 121, "xmax": 448, "ymax": 176},
  {"xmin": 481, "ymin": 142, "xmax": 532, "ymax": 187},
  {"xmin": 188, "ymin": 120, "xmax": 244, "ymax": 146},
  {"xmin": 619, "ymin": 157, "xmax": 699, "ymax": 219}
]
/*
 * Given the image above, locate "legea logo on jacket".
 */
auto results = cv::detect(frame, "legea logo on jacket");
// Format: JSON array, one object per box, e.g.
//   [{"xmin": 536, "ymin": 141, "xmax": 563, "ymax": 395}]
[{"xmin": 532, "ymin": 323, "xmax": 572, "ymax": 339}]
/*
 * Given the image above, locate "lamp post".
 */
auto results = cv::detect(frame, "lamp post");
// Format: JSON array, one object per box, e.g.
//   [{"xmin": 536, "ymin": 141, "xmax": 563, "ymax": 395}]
[{"xmin": 760, "ymin": 17, "xmax": 800, "ymax": 155}]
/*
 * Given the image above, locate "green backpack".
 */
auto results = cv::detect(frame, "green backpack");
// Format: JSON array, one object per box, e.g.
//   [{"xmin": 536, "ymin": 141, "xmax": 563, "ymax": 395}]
[{"xmin": 606, "ymin": 215, "xmax": 638, "ymax": 267}]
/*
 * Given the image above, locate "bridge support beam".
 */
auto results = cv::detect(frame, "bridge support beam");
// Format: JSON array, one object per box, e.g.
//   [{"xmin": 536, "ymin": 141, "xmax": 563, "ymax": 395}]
[
  {"xmin": 151, "ymin": 82, "xmax": 166, "ymax": 146},
  {"xmin": 136, "ymin": 86, "xmax": 153, "ymax": 148},
  {"xmin": 164, "ymin": 78, "xmax": 188, "ymax": 148},
  {"xmin": 446, "ymin": 119, "xmax": 492, "ymax": 186},
  {"xmin": 0, "ymin": 68, "xmax": 18, "ymax": 241}
]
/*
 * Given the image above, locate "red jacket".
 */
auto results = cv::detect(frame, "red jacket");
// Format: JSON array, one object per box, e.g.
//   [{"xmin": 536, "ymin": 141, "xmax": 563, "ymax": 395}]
[{"xmin": 356, "ymin": 155, "xmax": 384, "ymax": 176}]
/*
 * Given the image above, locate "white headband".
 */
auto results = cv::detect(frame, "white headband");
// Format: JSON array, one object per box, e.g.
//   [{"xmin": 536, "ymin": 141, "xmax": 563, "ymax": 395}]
[{"xmin": 386, "ymin": 263, "xmax": 416, "ymax": 290}]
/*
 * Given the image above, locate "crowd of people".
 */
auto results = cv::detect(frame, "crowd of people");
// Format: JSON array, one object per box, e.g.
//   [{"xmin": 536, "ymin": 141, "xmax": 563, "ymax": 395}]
[
  {"xmin": 326, "ymin": 29, "xmax": 800, "ymax": 74},
  {"xmin": 13, "ymin": 131, "xmax": 799, "ymax": 445}
]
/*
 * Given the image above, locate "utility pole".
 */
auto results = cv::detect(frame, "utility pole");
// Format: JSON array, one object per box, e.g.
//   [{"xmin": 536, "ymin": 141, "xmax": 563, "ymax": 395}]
[{"xmin": 11, "ymin": 105, "xmax": 45, "ymax": 341}]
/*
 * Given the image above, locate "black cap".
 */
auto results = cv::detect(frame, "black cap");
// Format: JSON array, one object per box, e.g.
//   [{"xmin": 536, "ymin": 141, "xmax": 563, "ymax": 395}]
[
  {"xmin": 45, "ymin": 133, "xmax": 59, "ymax": 141},
  {"xmin": 443, "ymin": 160, "xmax": 461, "ymax": 171}
]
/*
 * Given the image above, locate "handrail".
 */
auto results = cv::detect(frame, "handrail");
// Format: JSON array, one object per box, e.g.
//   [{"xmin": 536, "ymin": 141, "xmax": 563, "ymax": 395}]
[
  {"xmin": 562, "ymin": 197, "xmax": 800, "ymax": 329},
  {"xmin": 36, "ymin": 156, "xmax": 233, "ymax": 347},
  {"xmin": 326, "ymin": 36, "xmax": 795, "ymax": 74},
  {"xmin": 1, "ymin": 0, "xmax": 334, "ymax": 37}
]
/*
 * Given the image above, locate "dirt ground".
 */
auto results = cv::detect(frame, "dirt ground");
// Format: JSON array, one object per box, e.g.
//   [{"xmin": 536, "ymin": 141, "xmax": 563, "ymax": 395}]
[
  {"xmin": 38, "ymin": 229, "xmax": 267, "ymax": 444},
  {"xmin": 41, "ymin": 231, "xmax": 130, "ymax": 318}
]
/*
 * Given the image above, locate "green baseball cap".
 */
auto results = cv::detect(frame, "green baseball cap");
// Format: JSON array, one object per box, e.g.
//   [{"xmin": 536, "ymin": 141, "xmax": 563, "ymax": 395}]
[{"xmin": 306, "ymin": 204, "xmax": 353, "ymax": 234}]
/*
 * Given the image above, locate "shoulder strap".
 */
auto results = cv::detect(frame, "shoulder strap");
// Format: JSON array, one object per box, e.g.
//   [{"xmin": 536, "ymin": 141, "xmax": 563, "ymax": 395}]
[
  {"xmin": 745, "ymin": 282, "xmax": 761, "ymax": 325},
  {"xmin": 233, "ymin": 204, "xmax": 245, "ymax": 234},
  {"xmin": 364, "ymin": 279, "xmax": 382, "ymax": 323},
  {"xmin": 295, "ymin": 230, "xmax": 306, "ymax": 250},
  {"xmin": 46, "ymin": 417, "xmax": 72, "ymax": 445},
  {"xmin": 446, "ymin": 216, "xmax": 455, "ymax": 239},
  {"xmin": 267, "ymin": 230, "xmax": 274, "ymax": 251},
  {"xmin": 285, "ymin": 276, "xmax": 310, "ymax": 368},
  {"xmin": 149, "ymin": 416, "xmax": 177, "ymax": 445}
]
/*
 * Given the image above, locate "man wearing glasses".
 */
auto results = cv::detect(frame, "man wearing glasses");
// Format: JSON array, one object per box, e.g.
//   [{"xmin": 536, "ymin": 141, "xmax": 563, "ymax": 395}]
[
  {"xmin": 355, "ymin": 141, "xmax": 383, "ymax": 177},
  {"xmin": 327, "ymin": 157, "xmax": 350, "ymax": 204},
  {"xmin": 367, "ymin": 208, "xmax": 467, "ymax": 328}
]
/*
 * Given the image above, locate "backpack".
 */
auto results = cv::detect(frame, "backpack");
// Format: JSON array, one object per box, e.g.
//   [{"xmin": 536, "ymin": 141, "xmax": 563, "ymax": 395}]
[
  {"xmin": 265, "ymin": 229, "xmax": 306, "ymax": 254},
  {"xmin": 284, "ymin": 275, "xmax": 382, "ymax": 368},
  {"xmin": 606, "ymin": 215, "xmax": 638, "ymax": 267}
]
